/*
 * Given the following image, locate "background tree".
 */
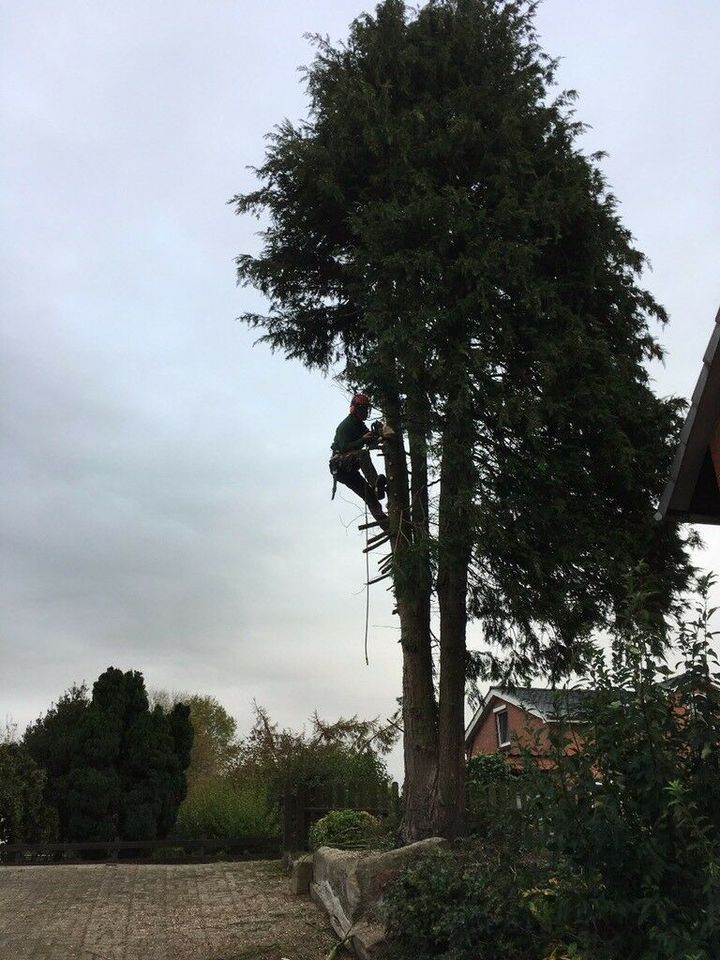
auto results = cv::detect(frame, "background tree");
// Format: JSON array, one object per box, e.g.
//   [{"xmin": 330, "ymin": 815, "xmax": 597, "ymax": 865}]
[
  {"xmin": 23, "ymin": 683, "xmax": 89, "ymax": 839},
  {"xmin": 25, "ymin": 669, "xmax": 193, "ymax": 841},
  {"xmin": 232, "ymin": 0, "xmax": 692, "ymax": 840},
  {"xmin": 151, "ymin": 690, "xmax": 240, "ymax": 789},
  {"xmin": 0, "ymin": 743, "xmax": 57, "ymax": 844},
  {"xmin": 173, "ymin": 702, "xmax": 395, "ymax": 843},
  {"xmin": 235, "ymin": 703, "xmax": 397, "ymax": 800}
]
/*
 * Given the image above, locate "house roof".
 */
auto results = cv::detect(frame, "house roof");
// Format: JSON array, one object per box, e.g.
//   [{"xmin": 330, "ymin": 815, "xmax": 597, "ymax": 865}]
[
  {"xmin": 657, "ymin": 305, "xmax": 720, "ymax": 524},
  {"xmin": 464, "ymin": 685, "xmax": 595, "ymax": 748}
]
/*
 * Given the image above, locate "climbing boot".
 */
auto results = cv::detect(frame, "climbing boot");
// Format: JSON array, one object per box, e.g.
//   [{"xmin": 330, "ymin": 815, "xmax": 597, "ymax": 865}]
[{"xmin": 375, "ymin": 474, "xmax": 387, "ymax": 501}]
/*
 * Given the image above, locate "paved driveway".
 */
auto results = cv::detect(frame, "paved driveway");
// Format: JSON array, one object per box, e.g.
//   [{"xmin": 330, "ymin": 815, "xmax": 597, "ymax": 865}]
[{"xmin": 0, "ymin": 860, "xmax": 337, "ymax": 960}]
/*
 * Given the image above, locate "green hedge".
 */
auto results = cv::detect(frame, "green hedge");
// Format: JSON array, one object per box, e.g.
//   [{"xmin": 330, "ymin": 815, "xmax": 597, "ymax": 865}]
[{"xmin": 174, "ymin": 779, "xmax": 279, "ymax": 843}]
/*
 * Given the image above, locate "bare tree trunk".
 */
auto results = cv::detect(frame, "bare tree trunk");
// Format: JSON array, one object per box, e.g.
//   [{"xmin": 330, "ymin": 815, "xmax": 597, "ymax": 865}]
[
  {"xmin": 382, "ymin": 392, "xmax": 438, "ymax": 843},
  {"xmin": 433, "ymin": 424, "xmax": 474, "ymax": 839}
]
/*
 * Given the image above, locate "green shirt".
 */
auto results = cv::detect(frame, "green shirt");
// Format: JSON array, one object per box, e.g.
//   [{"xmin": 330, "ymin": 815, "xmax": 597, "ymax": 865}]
[{"xmin": 332, "ymin": 414, "xmax": 368, "ymax": 453}]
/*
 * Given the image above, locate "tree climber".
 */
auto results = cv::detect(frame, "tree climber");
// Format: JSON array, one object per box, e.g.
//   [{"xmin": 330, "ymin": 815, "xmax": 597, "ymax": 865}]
[{"xmin": 330, "ymin": 393, "xmax": 389, "ymax": 528}]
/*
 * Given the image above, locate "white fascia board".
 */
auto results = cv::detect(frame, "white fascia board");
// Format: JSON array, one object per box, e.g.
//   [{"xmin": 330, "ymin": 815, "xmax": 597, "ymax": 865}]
[
  {"xmin": 465, "ymin": 687, "xmax": 546, "ymax": 746},
  {"xmin": 494, "ymin": 689, "xmax": 547, "ymax": 722}
]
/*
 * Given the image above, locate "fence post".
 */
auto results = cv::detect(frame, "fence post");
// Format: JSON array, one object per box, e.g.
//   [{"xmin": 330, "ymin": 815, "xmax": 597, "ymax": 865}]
[{"xmin": 390, "ymin": 781, "xmax": 400, "ymax": 817}]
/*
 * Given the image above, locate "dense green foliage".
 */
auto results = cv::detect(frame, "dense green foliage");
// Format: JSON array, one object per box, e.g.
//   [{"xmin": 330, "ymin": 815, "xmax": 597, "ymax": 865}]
[
  {"xmin": 385, "ymin": 844, "xmax": 543, "ymax": 960},
  {"xmin": 0, "ymin": 743, "xmax": 57, "ymax": 844},
  {"xmin": 22, "ymin": 683, "xmax": 89, "ymax": 838},
  {"xmin": 308, "ymin": 809, "xmax": 382, "ymax": 850},
  {"xmin": 521, "ymin": 579, "xmax": 720, "ymax": 959},
  {"xmin": 466, "ymin": 752, "xmax": 515, "ymax": 788},
  {"xmin": 24, "ymin": 668, "xmax": 193, "ymax": 842},
  {"xmin": 170, "ymin": 704, "xmax": 395, "ymax": 843},
  {"xmin": 387, "ymin": 580, "xmax": 720, "ymax": 959},
  {"xmin": 235, "ymin": 704, "xmax": 396, "ymax": 801},
  {"xmin": 232, "ymin": 0, "xmax": 692, "ymax": 838},
  {"xmin": 18, "ymin": 682, "xmax": 389, "ymax": 847},
  {"xmin": 151, "ymin": 690, "xmax": 252, "ymax": 840},
  {"xmin": 174, "ymin": 778, "xmax": 278, "ymax": 842},
  {"xmin": 233, "ymin": 0, "xmax": 691, "ymax": 675}
]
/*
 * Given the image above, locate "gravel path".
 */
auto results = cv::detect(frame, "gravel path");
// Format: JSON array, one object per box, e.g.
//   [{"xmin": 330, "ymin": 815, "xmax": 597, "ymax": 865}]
[{"xmin": 0, "ymin": 860, "xmax": 338, "ymax": 960}]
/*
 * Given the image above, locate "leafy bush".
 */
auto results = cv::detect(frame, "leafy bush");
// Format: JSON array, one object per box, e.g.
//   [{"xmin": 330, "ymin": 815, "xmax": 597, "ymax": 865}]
[
  {"xmin": 466, "ymin": 752, "xmax": 515, "ymax": 788},
  {"xmin": 466, "ymin": 752, "xmax": 524, "ymax": 839},
  {"xmin": 389, "ymin": 579, "xmax": 720, "ymax": 960},
  {"xmin": 385, "ymin": 846, "xmax": 545, "ymax": 960},
  {"xmin": 0, "ymin": 743, "xmax": 57, "ymax": 844},
  {"xmin": 236, "ymin": 705, "xmax": 397, "ymax": 802},
  {"xmin": 174, "ymin": 778, "xmax": 279, "ymax": 842},
  {"xmin": 308, "ymin": 809, "xmax": 381, "ymax": 850},
  {"xmin": 519, "ymin": 575, "xmax": 720, "ymax": 960}
]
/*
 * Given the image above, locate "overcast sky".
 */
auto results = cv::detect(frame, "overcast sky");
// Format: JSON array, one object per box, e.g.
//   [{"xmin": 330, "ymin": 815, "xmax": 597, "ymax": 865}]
[{"xmin": 1, "ymin": 1, "xmax": 718, "ymax": 780}]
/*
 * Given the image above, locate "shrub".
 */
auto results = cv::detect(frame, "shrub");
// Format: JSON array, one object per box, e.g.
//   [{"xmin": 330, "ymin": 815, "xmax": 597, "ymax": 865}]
[
  {"xmin": 384, "ymin": 846, "xmax": 546, "ymax": 960},
  {"xmin": 0, "ymin": 743, "xmax": 57, "ymax": 844},
  {"xmin": 520, "ymin": 575, "xmax": 720, "ymax": 959},
  {"xmin": 387, "ymin": 579, "xmax": 720, "ymax": 960},
  {"xmin": 236, "ymin": 705, "xmax": 397, "ymax": 804},
  {"xmin": 174, "ymin": 779, "xmax": 279, "ymax": 842},
  {"xmin": 466, "ymin": 752, "xmax": 515, "ymax": 788},
  {"xmin": 308, "ymin": 809, "xmax": 381, "ymax": 850}
]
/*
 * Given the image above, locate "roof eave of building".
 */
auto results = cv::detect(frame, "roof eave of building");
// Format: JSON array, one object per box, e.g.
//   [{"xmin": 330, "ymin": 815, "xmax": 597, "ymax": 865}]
[
  {"xmin": 464, "ymin": 687, "xmax": 548, "ymax": 746},
  {"xmin": 657, "ymin": 305, "xmax": 720, "ymax": 522}
]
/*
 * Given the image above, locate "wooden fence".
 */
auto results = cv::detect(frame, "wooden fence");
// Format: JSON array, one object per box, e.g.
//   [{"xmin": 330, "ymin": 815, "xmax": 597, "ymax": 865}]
[
  {"xmin": 280, "ymin": 780, "xmax": 524, "ymax": 849},
  {"xmin": 281, "ymin": 781, "xmax": 400, "ymax": 851},
  {"xmin": 0, "ymin": 836, "xmax": 279, "ymax": 866},
  {"xmin": 2, "ymin": 780, "xmax": 523, "ymax": 864},
  {"xmin": 465, "ymin": 781, "xmax": 527, "ymax": 834}
]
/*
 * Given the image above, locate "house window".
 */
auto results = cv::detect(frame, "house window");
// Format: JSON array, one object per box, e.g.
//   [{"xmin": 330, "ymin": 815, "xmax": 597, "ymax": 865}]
[{"xmin": 495, "ymin": 707, "xmax": 510, "ymax": 747}]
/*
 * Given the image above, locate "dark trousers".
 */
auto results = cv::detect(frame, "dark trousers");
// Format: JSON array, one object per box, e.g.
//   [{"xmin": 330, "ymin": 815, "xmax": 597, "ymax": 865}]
[{"xmin": 336, "ymin": 468, "xmax": 386, "ymax": 525}]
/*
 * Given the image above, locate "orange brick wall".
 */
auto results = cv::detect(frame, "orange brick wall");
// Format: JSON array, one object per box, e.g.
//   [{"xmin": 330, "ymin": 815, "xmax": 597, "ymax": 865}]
[{"xmin": 468, "ymin": 695, "xmax": 585, "ymax": 769}]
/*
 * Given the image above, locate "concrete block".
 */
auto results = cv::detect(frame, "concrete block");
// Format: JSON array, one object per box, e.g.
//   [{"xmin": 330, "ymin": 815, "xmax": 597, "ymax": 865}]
[{"xmin": 289, "ymin": 854, "xmax": 314, "ymax": 895}]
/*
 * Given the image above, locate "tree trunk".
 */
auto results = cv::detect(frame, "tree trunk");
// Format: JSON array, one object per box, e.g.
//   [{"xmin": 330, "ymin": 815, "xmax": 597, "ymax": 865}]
[
  {"xmin": 382, "ymin": 392, "xmax": 438, "ymax": 843},
  {"xmin": 433, "ymin": 423, "xmax": 474, "ymax": 839}
]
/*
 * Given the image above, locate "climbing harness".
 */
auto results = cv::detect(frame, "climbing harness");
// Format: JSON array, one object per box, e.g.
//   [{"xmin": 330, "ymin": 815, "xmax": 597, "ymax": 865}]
[{"xmin": 330, "ymin": 414, "xmax": 399, "ymax": 663}]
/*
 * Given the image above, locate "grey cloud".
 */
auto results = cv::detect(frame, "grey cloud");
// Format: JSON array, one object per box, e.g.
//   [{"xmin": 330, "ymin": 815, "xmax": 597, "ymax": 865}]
[{"xmin": 2, "ymin": 2, "xmax": 718, "ymax": 786}]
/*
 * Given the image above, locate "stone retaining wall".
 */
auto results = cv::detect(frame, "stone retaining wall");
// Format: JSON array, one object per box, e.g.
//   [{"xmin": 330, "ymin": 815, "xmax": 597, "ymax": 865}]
[{"xmin": 294, "ymin": 838, "xmax": 446, "ymax": 959}]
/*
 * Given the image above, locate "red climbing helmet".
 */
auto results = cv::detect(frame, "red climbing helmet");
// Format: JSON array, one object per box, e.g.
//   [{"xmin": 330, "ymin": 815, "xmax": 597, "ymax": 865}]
[{"xmin": 350, "ymin": 392, "xmax": 371, "ymax": 412}]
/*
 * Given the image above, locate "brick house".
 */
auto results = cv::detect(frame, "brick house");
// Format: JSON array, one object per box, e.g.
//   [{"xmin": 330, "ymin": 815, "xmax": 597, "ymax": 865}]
[
  {"xmin": 465, "ymin": 677, "xmax": 709, "ymax": 770},
  {"xmin": 464, "ymin": 687, "xmax": 596, "ymax": 770}
]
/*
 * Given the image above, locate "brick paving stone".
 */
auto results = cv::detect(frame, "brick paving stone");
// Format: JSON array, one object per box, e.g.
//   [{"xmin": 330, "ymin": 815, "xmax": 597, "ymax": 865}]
[{"xmin": 0, "ymin": 860, "xmax": 340, "ymax": 960}]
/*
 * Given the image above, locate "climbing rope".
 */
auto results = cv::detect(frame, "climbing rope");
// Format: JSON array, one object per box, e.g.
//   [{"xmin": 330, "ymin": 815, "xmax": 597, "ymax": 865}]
[{"xmin": 363, "ymin": 499, "xmax": 370, "ymax": 666}]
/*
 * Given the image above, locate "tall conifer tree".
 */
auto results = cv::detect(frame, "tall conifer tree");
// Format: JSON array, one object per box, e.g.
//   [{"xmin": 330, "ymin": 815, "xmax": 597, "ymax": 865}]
[{"xmin": 233, "ymin": 0, "xmax": 692, "ymax": 840}]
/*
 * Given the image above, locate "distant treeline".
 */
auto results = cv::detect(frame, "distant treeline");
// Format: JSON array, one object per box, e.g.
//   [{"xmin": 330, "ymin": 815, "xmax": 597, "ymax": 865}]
[{"xmin": 0, "ymin": 670, "xmax": 397, "ymax": 845}]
